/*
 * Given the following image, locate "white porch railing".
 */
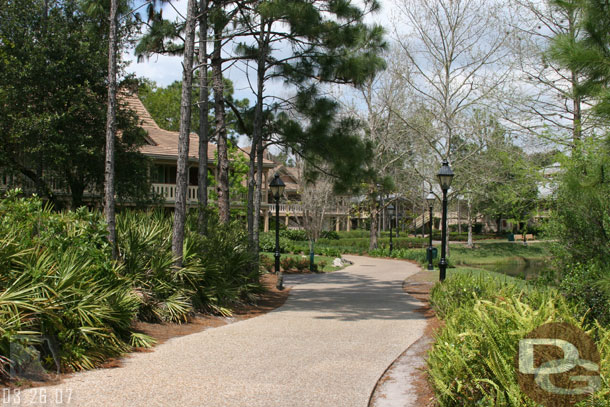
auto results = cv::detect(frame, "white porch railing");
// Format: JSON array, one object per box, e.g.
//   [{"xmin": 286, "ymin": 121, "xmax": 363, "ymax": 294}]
[
  {"xmin": 151, "ymin": 184, "xmax": 269, "ymax": 206},
  {"xmin": 277, "ymin": 203, "xmax": 350, "ymax": 215},
  {"xmin": 150, "ymin": 184, "xmax": 350, "ymax": 215}
]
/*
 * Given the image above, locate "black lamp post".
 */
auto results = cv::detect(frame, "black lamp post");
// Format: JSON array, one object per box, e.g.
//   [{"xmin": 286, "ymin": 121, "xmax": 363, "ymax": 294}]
[
  {"xmin": 387, "ymin": 203, "xmax": 395, "ymax": 255},
  {"xmin": 426, "ymin": 190, "xmax": 436, "ymax": 271},
  {"xmin": 269, "ymin": 173, "xmax": 286, "ymax": 289},
  {"xmin": 437, "ymin": 161, "xmax": 454, "ymax": 282}
]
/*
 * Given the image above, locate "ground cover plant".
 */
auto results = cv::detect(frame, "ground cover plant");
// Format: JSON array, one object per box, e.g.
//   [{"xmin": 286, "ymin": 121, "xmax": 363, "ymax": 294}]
[
  {"xmin": 428, "ymin": 273, "xmax": 609, "ymax": 406},
  {"xmin": 260, "ymin": 253, "xmax": 338, "ymax": 273},
  {"xmin": 0, "ymin": 191, "xmax": 260, "ymax": 380}
]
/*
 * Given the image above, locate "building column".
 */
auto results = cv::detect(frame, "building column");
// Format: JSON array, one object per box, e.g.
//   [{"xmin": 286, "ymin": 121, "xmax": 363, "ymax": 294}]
[
  {"xmin": 347, "ymin": 216, "xmax": 351, "ymax": 231},
  {"xmin": 285, "ymin": 215, "xmax": 289, "ymax": 227},
  {"xmin": 335, "ymin": 217, "xmax": 340, "ymax": 232},
  {"xmin": 264, "ymin": 210, "xmax": 269, "ymax": 233}
]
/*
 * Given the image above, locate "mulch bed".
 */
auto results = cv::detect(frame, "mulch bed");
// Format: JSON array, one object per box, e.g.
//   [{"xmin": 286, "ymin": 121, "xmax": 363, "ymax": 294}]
[{"xmin": 402, "ymin": 271, "xmax": 443, "ymax": 407}]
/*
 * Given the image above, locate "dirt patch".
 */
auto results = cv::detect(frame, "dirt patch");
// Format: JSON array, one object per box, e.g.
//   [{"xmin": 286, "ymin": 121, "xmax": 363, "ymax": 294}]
[{"xmin": 2, "ymin": 273, "xmax": 290, "ymax": 390}]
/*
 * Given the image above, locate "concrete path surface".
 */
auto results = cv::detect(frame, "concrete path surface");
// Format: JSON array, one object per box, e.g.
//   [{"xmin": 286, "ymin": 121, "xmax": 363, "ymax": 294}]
[{"xmin": 13, "ymin": 255, "xmax": 427, "ymax": 407}]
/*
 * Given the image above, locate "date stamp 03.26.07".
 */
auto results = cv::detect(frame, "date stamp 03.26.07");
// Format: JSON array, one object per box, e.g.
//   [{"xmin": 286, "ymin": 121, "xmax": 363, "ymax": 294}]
[{"xmin": 3, "ymin": 389, "xmax": 73, "ymax": 406}]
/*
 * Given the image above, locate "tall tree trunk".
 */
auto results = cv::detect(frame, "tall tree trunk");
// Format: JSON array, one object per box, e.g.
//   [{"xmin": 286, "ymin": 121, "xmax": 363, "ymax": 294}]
[
  {"xmin": 252, "ymin": 24, "xmax": 268, "ymax": 254},
  {"xmin": 457, "ymin": 198, "xmax": 461, "ymax": 234},
  {"xmin": 68, "ymin": 177, "xmax": 85, "ymax": 209},
  {"xmin": 197, "ymin": 0, "xmax": 209, "ymax": 235},
  {"xmin": 568, "ymin": 9, "xmax": 582, "ymax": 148},
  {"xmin": 421, "ymin": 204, "xmax": 425, "ymax": 238},
  {"xmin": 171, "ymin": 0, "xmax": 197, "ymax": 264},
  {"xmin": 246, "ymin": 149, "xmax": 257, "ymax": 244},
  {"xmin": 104, "ymin": 0, "xmax": 118, "ymax": 259},
  {"xmin": 253, "ymin": 137, "xmax": 264, "ymax": 248},
  {"xmin": 369, "ymin": 200, "xmax": 378, "ymax": 250},
  {"xmin": 212, "ymin": 21, "xmax": 229, "ymax": 223},
  {"xmin": 467, "ymin": 195, "xmax": 473, "ymax": 248}
]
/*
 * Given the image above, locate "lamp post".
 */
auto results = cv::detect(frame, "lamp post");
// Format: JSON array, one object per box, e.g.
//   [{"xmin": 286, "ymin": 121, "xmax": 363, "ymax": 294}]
[
  {"xmin": 269, "ymin": 173, "xmax": 286, "ymax": 290},
  {"xmin": 426, "ymin": 191, "xmax": 435, "ymax": 271},
  {"xmin": 437, "ymin": 161, "xmax": 454, "ymax": 282},
  {"xmin": 387, "ymin": 203, "xmax": 395, "ymax": 255}
]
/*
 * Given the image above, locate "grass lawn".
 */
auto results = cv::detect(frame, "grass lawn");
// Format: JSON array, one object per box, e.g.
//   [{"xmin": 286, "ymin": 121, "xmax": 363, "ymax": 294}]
[{"xmin": 260, "ymin": 252, "xmax": 344, "ymax": 273}]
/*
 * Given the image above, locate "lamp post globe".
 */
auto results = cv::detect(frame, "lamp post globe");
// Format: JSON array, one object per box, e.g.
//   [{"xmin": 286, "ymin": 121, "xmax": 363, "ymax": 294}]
[
  {"xmin": 269, "ymin": 174, "xmax": 286, "ymax": 289},
  {"xmin": 436, "ymin": 161, "xmax": 454, "ymax": 282},
  {"xmin": 387, "ymin": 203, "xmax": 395, "ymax": 255},
  {"xmin": 426, "ymin": 191, "xmax": 436, "ymax": 271}
]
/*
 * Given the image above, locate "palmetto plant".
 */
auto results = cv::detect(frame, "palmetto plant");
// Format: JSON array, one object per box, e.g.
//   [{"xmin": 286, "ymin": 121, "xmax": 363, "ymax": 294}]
[
  {"xmin": 116, "ymin": 210, "xmax": 195, "ymax": 323},
  {"xmin": 0, "ymin": 192, "xmax": 262, "ymax": 380},
  {"xmin": 0, "ymin": 192, "xmax": 149, "ymax": 375}
]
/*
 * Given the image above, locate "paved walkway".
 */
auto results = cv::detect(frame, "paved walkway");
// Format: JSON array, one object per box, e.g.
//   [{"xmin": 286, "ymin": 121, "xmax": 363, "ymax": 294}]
[{"xmin": 14, "ymin": 255, "xmax": 427, "ymax": 407}]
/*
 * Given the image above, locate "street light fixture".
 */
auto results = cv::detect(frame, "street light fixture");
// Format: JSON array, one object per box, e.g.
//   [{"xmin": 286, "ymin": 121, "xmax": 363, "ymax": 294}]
[
  {"xmin": 437, "ymin": 161, "xmax": 454, "ymax": 282},
  {"xmin": 387, "ymin": 203, "xmax": 395, "ymax": 255},
  {"xmin": 426, "ymin": 190, "xmax": 436, "ymax": 271},
  {"xmin": 269, "ymin": 173, "xmax": 286, "ymax": 290}
]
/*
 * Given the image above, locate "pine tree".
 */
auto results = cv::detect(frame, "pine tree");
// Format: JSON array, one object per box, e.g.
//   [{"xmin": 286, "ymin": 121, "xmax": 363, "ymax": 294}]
[
  {"xmin": 551, "ymin": 0, "xmax": 610, "ymax": 123},
  {"xmin": 104, "ymin": 0, "xmax": 119, "ymax": 259},
  {"xmin": 171, "ymin": 0, "xmax": 198, "ymax": 264}
]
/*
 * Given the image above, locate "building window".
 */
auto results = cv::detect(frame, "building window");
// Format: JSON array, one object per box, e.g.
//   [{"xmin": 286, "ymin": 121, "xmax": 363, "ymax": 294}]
[{"xmin": 152, "ymin": 164, "xmax": 177, "ymax": 184}]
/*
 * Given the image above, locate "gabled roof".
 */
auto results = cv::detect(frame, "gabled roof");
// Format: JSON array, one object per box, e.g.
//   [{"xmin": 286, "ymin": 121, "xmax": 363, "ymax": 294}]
[
  {"xmin": 121, "ymin": 91, "xmax": 274, "ymax": 167},
  {"xmin": 272, "ymin": 164, "xmax": 300, "ymax": 192}
]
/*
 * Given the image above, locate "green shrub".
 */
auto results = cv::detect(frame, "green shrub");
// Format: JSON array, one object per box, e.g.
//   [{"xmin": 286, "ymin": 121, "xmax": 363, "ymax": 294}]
[
  {"xmin": 369, "ymin": 247, "xmax": 426, "ymax": 263},
  {"xmin": 560, "ymin": 262, "xmax": 610, "ymax": 326},
  {"xmin": 280, "ymin": 257, "xmax": 295, "ymax": 271},
  {"xmin": 546, "ymin": 143, "xmax": 610, "ymax": 326},
  {"xmin": 320, "ymin": 230, "xmax": 340, "ymax": 240},
  {"xmin": 0, "ymin": 192, "xmax": 261, "ymax": 378},
  {"xmin": 0, "ymin": 192, "xmax": 148, "ymax": 373},
  {"xmin": 428, "ymin": 273, "xmax": 609, "ymax": 406},
  {"xmin": 259, "ymin": 232, "xmax": 294, "ymax": 253},
  {"xmin": 319, "ymin": 247, "xmax": 342, "ymax": 257},
  {"xmin": 280, "ymin": 229, "xmax": 307, "ymax": 241},
  {"xmin": 184, "ymin": 219, "xmax": 260, "ymax": 316},
  {"xmin": 295, "ymin": 258, "xmax": 309, "ymax": 272}
]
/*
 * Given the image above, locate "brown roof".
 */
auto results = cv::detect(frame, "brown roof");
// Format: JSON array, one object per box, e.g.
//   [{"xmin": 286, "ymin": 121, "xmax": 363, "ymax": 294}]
[
  {"xmin": 121, "ymin": 91, "xmax": 274, "ymax": 167},
  {"xmin": 272, "ymin": 164, "xmax": 299, "ymax": 192}
]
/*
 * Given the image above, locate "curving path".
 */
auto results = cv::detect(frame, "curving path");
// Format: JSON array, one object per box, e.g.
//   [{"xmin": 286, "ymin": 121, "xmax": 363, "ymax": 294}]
[{"xmin": 14, "ymin": 255, "xmax": 427, "ymax": 407}]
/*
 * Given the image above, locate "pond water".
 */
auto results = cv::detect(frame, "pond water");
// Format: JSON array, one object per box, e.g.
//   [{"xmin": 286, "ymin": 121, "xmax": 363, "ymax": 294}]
[{"xmin": 469, "ymin": 258, "xmax": 551, "ymax": 280}]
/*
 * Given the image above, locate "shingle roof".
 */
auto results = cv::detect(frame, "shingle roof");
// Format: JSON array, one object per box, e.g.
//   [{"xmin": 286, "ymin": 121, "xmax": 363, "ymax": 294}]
[
  {"xmin": 121, "ymin": 91, "xmax": 273, "ymax": 167},
  {"xmin": 272, "ymin": 164, "xmax": 299, "ymax": 192}
]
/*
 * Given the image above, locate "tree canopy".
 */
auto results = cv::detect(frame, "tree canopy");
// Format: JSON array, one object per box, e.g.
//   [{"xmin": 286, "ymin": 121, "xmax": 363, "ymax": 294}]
[{"xmin": 0, "ymin": 0, "xmax": 150, "ymax": 207}]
